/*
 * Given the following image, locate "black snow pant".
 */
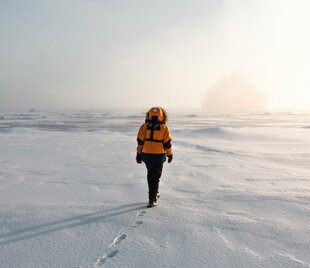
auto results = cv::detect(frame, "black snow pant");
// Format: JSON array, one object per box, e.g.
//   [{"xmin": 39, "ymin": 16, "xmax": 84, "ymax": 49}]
[{"xmin": 145, "ymin": 163, "xmax": 163, "ymax": 201}]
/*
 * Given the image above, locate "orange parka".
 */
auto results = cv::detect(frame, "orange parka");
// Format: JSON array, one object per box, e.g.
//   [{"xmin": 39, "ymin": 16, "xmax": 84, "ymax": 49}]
[{"xmin": 137, "ymin": 108, "xmax": 172, "ymax": 160}]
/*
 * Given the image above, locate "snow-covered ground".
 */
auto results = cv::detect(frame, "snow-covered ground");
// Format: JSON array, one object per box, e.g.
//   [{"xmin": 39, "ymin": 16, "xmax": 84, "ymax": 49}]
[{"xmin": 0, "ymin": 110, "xmax": 310, "ymax": 268}]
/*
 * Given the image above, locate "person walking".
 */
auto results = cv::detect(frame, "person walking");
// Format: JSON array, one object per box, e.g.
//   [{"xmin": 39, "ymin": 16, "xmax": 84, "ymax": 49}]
[{"xmin": 136, "ymin": 107, "xmax": 173, "ymax": 207}]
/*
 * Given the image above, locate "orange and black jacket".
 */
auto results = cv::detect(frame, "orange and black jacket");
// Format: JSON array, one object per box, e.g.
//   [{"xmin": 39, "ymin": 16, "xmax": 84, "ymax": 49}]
[{"xmin": 137, "ymin": 119, "xmax": 172, "ymax": 164}]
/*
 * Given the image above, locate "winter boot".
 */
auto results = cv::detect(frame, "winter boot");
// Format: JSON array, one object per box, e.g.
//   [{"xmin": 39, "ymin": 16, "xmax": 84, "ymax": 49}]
[{"xmin": 147, "ymin": 199, "xmax": 157, "ymax": 208}]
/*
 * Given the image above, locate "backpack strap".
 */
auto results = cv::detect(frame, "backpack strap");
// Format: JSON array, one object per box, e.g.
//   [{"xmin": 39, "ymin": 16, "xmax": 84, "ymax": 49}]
[{"xmin": 145, "ymin": 122, "xmax": 164, "ymax": 143}]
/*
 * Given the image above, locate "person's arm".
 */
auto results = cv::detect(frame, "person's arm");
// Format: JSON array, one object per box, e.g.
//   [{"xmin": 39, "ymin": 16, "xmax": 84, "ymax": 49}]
[
  {"xmin": 136, "ymin": 125, "xmax": 145, "ymax": 163},
  {"xmin": 163, "ymin": 127, "xmax": 173, "ymax": 163}
]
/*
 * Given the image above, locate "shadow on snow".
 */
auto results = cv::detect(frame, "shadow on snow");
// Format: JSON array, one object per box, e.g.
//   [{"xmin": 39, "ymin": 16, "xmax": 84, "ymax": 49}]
[{"xmin": 0, "ymin": 203, "xmax": 146, "ymax": 246}]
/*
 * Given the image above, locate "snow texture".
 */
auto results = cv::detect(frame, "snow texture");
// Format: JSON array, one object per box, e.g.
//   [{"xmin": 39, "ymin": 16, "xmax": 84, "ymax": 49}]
[{"xmin": 0, "ymin": 111, "xmax": 310, "ymax": 268}]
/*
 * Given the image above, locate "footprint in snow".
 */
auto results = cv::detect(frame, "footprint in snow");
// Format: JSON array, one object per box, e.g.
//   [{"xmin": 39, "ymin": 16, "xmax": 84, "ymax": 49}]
[
  {"xmin": 112, "ymin": 234, "xmax": 127, "ymax": 246},
  {"xmin": 95, "ymin": 250, "xmax": 118, "ymax": 267},
  {"xmin": 137, "ymin": 210, "xmax": 146, "ymax": 217},
  {"xmin": 130, "ymin": 221, "xmax": 143, "ymax": 228}
]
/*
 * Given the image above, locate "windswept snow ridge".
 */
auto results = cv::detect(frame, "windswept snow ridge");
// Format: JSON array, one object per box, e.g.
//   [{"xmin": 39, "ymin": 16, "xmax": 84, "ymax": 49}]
[{"xmin": 0, "ymin": 111, "xmax": 310, "ymax": 267}]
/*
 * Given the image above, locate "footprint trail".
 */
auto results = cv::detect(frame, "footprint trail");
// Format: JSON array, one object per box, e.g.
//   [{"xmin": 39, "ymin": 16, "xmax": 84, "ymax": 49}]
[{"xmin": 94, "ymin": 209, "xmax": 147, "ymax": 267}]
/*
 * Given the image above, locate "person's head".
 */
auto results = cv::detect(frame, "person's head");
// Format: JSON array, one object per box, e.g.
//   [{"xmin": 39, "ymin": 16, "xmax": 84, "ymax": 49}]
[{"xmin": 145, "ymin": 107, "xmax": 168, "ymax": 123}]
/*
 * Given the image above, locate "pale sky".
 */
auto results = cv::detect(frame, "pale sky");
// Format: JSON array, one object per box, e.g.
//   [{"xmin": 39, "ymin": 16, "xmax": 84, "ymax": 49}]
[{"xmin": 1, "ymin": 0, "xmax": 309, "ymax": 111}]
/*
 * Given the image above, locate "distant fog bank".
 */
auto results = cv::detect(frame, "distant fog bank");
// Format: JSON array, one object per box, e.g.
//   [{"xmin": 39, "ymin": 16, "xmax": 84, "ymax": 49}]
[{"xmin": 202, "ymin": 72, "xmax": 267, "ymax": 112}]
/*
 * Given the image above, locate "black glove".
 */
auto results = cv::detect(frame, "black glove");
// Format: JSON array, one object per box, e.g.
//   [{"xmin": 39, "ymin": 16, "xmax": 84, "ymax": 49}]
[
  {"xmin": 136, "ymin": 154, "xmax": 142, "ymax": 164},
  {"xmin": 167, "ymin": 154, "xmax": 173, "ymax": 163}
]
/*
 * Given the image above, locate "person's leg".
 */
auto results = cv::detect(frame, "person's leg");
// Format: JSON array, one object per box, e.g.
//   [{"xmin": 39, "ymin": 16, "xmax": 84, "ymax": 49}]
[{"xmin": 146, "ymin": 163, "xmax": 163, "ymax": 201}]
